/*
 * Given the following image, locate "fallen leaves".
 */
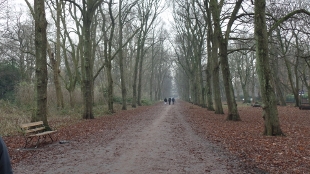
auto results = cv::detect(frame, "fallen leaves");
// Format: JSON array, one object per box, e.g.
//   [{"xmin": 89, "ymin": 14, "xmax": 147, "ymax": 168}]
[
  {"xmin": 183, "ymin": 102, "xmax": 310, "ymax": 173},
  {"xmin": 3, "ymin": 101, "xmax": 310, "ymax": 173}
]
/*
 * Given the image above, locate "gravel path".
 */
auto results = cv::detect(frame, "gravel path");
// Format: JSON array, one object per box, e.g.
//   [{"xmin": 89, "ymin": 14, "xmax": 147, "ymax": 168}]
[{"xmin": 13, "ymin": 102, "xmax": 246, "ymax": 174}]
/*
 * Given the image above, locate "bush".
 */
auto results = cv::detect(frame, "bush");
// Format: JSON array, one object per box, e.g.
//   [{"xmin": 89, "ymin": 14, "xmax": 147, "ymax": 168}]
[
  {"xmin": 0, "ymin": 63, "xmax": 20, "ymax": 101},
  {"xmin": 113, "ymin": 96, "xmax": 122, "ymax": 104},
  {"xmin": 141, "ymin": 99, "xmax": 153, "ymax": 106},
  {"xmin": 286, "ymin": 94, "xmax": 295, "ymax": 103}
]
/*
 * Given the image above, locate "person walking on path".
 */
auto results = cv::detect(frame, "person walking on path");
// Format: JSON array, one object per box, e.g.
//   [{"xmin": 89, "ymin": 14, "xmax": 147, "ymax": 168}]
[
  {"xmin": 0, "ymin": 136, "xmax": 13, "ymax": 174},
  {"xmin": 172, "ymin": 98, "xmax": 175, "ymax": 104},
  {"xmin": 168, "ymin": 98, "xmax": 171, "ymax": 105},
  {"xmin": 164, "ymin": 98, "xmax": 167, "ymax": 105}
]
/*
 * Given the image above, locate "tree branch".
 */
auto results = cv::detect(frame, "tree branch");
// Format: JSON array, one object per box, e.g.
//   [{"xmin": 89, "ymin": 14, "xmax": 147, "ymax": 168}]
[{"xmin": 268, "ymin": 9, "xmax": 310, "ymax": 35}]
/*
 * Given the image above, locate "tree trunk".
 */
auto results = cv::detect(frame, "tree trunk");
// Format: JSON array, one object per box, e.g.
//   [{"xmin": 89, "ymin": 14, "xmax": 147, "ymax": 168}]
[
  {"xmin": 33, "ymin": 0, "xmax": 49, "ymax": 128},
  {"xmin": 284, "ymin": 55, "xmax": 299, "ymax": 106},
  {"xmin": 106, "ymin": 60, "xmax": 114, "ymax": 113},
  {"xmin": 209, "ymin": 0, "xmax": 223, "ymax": 114},
  {"xmin": 82, "ymin": 12, "xmax": 94, "ymax": 119},
  {"xmin": 254, "ymin": 0, "xmax": 284, "ymax": 136},
  {"xmin": 205, "ymin": 59, "xmax": 214, "ymax": 110},
  {"xmin": 47, "ymin": 42, "xmax": 64, "ymax": 109},
  {"xmin": 293, "ymin": 31, "xmax": 301, "ymax": 107},
  {"xmin": 118, "ymin": 0, "xmax": 127, "ymax": 110},
  {"xmin": 106, "ymin": 0, "xmax": 115, "ymax": 113},
  {"xmin": 211, "ymin": 48, "xmax": 223, "ymax": 113},
  {"xmin": 205, "ymin": 1, "xmax": 214, "ymax": 111},
  {"xmin": 219, "ymin": 41, "xmax": 240, "ymax": 121},
  {"xmin": 132, "ymin": 30, "xmax": 142, "ymax": 108},
  {"xmin": 197, "ymin": 60, "xmax": 205, "ymax": 107},
  {"xmin": 132, "ymin": 48, "xmax": 140, "ymax": 108},
  {"xmin": 150, "ymin": 43, "xmax": 155, "ymax": 102},
  {"xmin": 61, "ymin": 3, "xmax": 79, "ymax": 109},
  {"xmin": 55, "ymin": 0, "xmax": 64, "ymax": 109},
  {"xmin": 270, "ymin": 38, "xmax": 286, "ymax": 106},
  {"xmin": 45, "ymin": 0, "xmax": 64, "ymax": 109},
  {"xmin": 236, "ymin": 54, "xmax": 250, "ymax": 103},
  {"xmin": 137, "ymin": 40, "xmax": 145, "ymax": 106},
  {"xmin": 210, "ymin": 0, "xmax": 241, "ymax": 120}
]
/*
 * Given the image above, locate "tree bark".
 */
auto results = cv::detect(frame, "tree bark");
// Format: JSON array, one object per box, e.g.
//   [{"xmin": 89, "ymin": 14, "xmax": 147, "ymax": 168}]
[
  {"xmin": 132, "ymin": 32, "xmax": 141, "ymax": 108},
  {"xmin": 270, "ymin": 36, "xmax": 286, "ymax": 106},
  {"xmin": 61, "ymin": 3, "xmax": 80, "ymax": 108},
  {"xmin": 55, "ymin": 0, "xmax": 64, "ymax": 109},
  {"xmin": 106, "ymin": 0, "xmax": 115, "ymax": 113},
  {"xmin": 82, "ymin": 12, "xmax": 94, "ymax": 119},
  {"xmin": 137, "ymin": 36, "xmax": 146, "ymax": 106},
  {"xmin": 210, "ymin": 0, "xmax": 241, "ymax": 120},
  {"xmin": 119, "ymin": 0, "xmax": 127, "ymax": 110},
  {"xmin": 219, "ymin": 41, "xmax": 240, "ymax": 121},
  {"xmin": 149, "ymin": 33, "xmax": 155, "ymax": 102},
  {"xmin": 204, "ymin": 0, "xmax": 214, "ymax": 111},
  {"xmin": 209, "ymin": 0, "xmax": 223, "ymax": 114},
  {"xmin": 254, "ymin": 0, "xmax": 284, "ymax": 136},
  {"xmin": 33, "ymin": 0, "xmax": 49, "ymax": 128}
]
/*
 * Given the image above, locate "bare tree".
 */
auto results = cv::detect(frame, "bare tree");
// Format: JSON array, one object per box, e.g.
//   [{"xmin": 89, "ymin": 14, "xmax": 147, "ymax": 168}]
[
  {"xmin": 254, "ymin": 0, "xmax": 284, "ymax": 136},
  {"xmin": 46, "ymin": 0, "xmax": 64, "ymax": 109},
  {"xmin": 209, "ymin": 0, "xmax": 242, "ymax": 120},
  {"xmin": 172, "ymin": 0, "xmax": 206, "ymax": 106},
  {"xmin": 33, "ymin": 0, "xmax": 50, "ymax": 128},
  {"xmin": 132, "ymin": 0, "xmax": 163, "ymax": 107},
  {"xmin": 204, "ymin": 0, "xmax": 223, "ymax": 113},
  {"xmin": 64, "ymin": 0, "xmax": 104, "ymax": 119},
  {"xmin": 61, "ymin": 2, "xmax": 81, "ymax": 108}
]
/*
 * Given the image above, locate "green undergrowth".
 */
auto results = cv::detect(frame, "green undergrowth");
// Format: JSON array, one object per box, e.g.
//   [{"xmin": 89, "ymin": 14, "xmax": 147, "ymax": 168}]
[{"xmin": 0, "ymin": 99, "xmax": 155, "ymax": 137}]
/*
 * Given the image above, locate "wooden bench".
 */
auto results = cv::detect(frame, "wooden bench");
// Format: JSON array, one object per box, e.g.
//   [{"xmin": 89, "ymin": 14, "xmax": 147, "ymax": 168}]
[
  {"xmin": 20, "ymin": 121, "xmax": 57, "ymax": 148},
  {"xmin": 299, "ymin": 105, "xmax": 310, "ymax": 110}
]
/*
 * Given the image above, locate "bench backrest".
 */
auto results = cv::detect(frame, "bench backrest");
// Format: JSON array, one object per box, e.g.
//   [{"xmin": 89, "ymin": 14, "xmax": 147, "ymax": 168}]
[{"xmin": 20, "ymin": 121, "xmax": 46, "ymax": 134}]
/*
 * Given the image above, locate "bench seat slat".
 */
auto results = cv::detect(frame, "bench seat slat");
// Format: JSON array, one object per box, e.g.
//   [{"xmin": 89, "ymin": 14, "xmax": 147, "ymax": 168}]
[
  {"xmin": 26, "ymin": 130, "xmax": 57, "ymax": 137},
  {"xmin": 24, "ymin": 127, "xmax": 46, "ymax": 134},
  {"xmin": 20, "ymin": 121, "xmax": 44, "ymax": 128},
  {"xmin": 34, "ymin": 130, "xmax": 57, "ymax": 136}
]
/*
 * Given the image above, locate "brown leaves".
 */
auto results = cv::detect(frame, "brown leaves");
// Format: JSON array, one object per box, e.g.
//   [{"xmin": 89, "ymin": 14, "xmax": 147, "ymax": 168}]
[
  {"xmin": 3, "ymin": 102, "xmax": 310, "ymax": 173},
  {"xmin": 4, "ymin": 105, "xmax": 151, "ymax": 165},
  {"xmin": 184, "ymin": 102, "xmax": 310, "ymax": 173}
]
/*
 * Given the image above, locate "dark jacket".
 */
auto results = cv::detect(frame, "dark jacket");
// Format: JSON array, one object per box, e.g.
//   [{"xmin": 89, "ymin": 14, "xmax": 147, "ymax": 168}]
[{"xmin": 0, "ymin": 137, "xmax": 12, "ymax": 174}]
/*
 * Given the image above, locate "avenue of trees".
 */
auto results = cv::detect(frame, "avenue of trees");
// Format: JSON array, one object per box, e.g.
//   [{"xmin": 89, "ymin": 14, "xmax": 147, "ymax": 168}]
[
  {"xmin": 0, "ymin": 0, "xmax": 172, "ymax": 125},
  {"xmin": 172, "ymin": 0, "xmax": 310, "ymax": 136},
  {"xmin": 0, "ymin": 0, "xmax": 309, "ymax": 136}
]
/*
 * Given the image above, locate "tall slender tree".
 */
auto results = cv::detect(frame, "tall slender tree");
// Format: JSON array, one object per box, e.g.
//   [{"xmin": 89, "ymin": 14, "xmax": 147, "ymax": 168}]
[
  {"xmin": 46, "ymin": 0, "xmax": 64, "ymax": 109},
  {"xmin": 33, "ymin": 0, "xmax": 49, "ymax": 127},
  {"xmin": 64, "ymin": 0, "xmax": 104, "ymax": 119},
  {"xmin": 254, "ymin": 0, "xmax": 284, "ymax": 136},
  {"xmin": 136, "ymin": 0, "xmax": 163, "ymax": 106},
  {"xmin": 209, "ymin": 0, "xmax": 242, "ymax": 120},
  {"xmin": 118, "ymin": 0, "xmax": 127, "ymax": 110}
]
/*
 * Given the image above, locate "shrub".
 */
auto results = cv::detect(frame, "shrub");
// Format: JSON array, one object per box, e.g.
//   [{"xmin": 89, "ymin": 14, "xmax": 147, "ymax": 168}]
[{"xmin": 0, "ymin": 63, "xmax": 20, "ymax": 101}]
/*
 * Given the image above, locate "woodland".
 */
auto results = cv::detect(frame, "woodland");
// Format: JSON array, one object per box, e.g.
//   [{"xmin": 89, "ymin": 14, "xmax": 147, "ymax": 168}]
[
  {"xmin": 0, "ymin": 0, "xmax": 310, "ymax": 173},
  {"xmin": 0, "ymin": 0, "xmax": 310, "ymax": 169}
]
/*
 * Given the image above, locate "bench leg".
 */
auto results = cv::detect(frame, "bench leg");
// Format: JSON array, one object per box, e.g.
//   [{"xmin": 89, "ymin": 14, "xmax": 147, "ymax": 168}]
[
  {"xmin": 35, "ymin": 136, "xmax": 47, "ymax": 148},
  {"xmin": 24, "ymin": 133, "xmax": 57, "ymax": 148},
  {"xmin": 35, "ymin": 136, "xmax": 41, "ymax": 148},
  {"xmin": 35, "ymin": 134, "xmax": 54, "ymax": 148},
  {"xmin": 24, "ymin": 137, "xmax": 34, "ymax": 148},
  {"xmin": 48, "ymin": 134, "xmax": 55, "ymax": 142}
]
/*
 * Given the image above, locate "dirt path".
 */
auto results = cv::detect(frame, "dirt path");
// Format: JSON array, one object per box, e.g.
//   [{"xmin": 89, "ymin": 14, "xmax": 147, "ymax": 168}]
[{"xmin": 13, "ymin": 102, "xmax": 246, "ymax": 174}]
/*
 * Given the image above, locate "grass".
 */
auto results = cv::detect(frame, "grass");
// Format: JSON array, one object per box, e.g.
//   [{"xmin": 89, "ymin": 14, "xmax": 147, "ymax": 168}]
[
  {"xmin": 0, "ymin": 100, "xmax": 132, "ymax": 137},
  {"xmin": 0, "ymin": 101, "xmax": 31, "ymax": 136}
]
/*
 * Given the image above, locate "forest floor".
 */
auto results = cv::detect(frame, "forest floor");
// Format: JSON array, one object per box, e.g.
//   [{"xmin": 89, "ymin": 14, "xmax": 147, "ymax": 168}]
[{"xmin": 3, "ymin": 100, "xmax": 310, "ymax": 173}]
